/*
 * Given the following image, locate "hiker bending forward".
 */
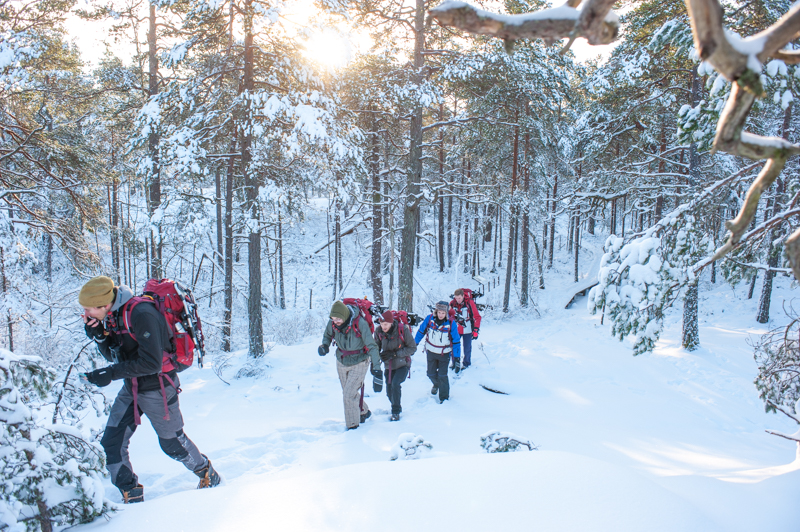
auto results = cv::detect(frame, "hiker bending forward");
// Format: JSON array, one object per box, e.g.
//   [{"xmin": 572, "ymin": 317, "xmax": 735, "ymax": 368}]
[
  {"xmin": 415, "ymin": 301, "xmax": 461, "ymax": 402},
  {"xmin": 374, "ymin": 311, "xmax": 416, "ymax": 421},
  {"xmin": 78, "ymin": 276, "xmax": 219, "ymax": 504},
  {"xmin": 319, "ymin": 301, "xmax": 381, "ymax": 430}
]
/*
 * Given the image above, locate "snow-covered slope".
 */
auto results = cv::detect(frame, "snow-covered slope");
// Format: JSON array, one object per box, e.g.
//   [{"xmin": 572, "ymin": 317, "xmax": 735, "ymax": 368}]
[{"xmin": 78, "ymin": 273, "xmax": 800, "ymax": 531}]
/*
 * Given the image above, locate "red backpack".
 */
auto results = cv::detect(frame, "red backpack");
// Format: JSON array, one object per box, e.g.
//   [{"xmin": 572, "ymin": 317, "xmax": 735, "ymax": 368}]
[
  {"xmin": 341, "ymin": 297, "xmax": 379, "ymax": 335},
  {"xmin": 121, "ymin": 279, "xmax": 206, "ymax": 373}
]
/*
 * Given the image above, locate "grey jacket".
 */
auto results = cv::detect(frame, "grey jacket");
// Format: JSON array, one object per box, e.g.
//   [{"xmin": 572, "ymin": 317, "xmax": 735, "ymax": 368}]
[
  {"xmin": 321, "ymin": 305, "xmax": 380, "ymax": 367},
  {"xmin": 374, "ymin": 322, "xmax": 416, "ymax": 370}
]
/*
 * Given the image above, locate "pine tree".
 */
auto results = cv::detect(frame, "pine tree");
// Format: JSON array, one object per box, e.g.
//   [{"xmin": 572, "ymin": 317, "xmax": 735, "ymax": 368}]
[{"xmin": 0, "ymin": 349, "xmax": 111, "ymax": 531}]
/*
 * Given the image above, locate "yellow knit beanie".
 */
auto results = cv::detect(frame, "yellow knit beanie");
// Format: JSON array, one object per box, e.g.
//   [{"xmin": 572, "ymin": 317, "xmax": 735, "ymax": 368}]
[{"xmin": 79, "ymin": 276, "xmax": 116, "ymax": 307}]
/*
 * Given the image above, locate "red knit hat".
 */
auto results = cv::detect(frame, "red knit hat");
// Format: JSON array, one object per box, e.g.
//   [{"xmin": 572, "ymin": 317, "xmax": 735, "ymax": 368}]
[{"xmin": 381, "ymin": 310, "xmax": 394, "ymax": 323}]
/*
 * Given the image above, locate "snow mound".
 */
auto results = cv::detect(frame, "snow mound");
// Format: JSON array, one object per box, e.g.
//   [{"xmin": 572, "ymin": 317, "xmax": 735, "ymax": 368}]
[{"xmin": 389, "ymin": 433, "xmax": 433, "ymax": 461}]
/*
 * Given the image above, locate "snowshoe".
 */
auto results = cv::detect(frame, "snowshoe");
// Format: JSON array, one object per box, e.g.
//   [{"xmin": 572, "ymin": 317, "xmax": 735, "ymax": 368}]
[
  {"xmin": 360, "ymin": 409, "xmax": 372, "ymax": 423},
  {"xmin": 121, "ymin": 484, "xmax": 144, "ymax": 504},
  {"xmin": 195, "ymin": 455, "xmax": 221, "ymax": 489}
]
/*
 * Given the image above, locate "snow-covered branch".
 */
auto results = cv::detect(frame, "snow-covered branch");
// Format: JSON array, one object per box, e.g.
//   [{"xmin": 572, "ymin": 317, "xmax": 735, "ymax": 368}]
[{"xmin": 429, "ymin": 0, "xmax": 619, "ymax": 47}]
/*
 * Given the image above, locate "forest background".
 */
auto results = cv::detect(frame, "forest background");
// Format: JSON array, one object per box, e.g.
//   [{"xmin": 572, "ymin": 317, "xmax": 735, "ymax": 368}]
[{"xmin": 3, "ymin": 0, "xmax": 800, "ymax": 529}]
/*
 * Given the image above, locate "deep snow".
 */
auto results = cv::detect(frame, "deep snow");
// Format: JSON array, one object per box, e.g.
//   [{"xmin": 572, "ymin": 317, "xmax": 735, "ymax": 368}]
[
  {"xmin": 71, "ymin": 199, "xmax": 800, "ymax": 531},
  {"xmin": 78, "ymin": 281, "xmax": 800, "ymax": 531}
]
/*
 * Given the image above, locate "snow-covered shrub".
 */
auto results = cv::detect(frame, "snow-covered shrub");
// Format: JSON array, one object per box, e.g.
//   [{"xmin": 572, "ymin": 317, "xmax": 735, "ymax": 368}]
[
  {"xmin": 389, "ymin": 433, "xmax": 433, "ymax": 461},
  {"xmin": 480, "ymin": 431, "xmax": 537, "ymax": 453},
  {"xmin": 754, "ymin": 318, "xmax": 800, "ymax": 415},
  {"xmin": 265, "ymin": 309, "xmax": 327, "ymax": 346},
  {"xmin": 0, "ymin": 348, "xmax": 112, "ymax": 531},
  {"xmin": 589, "ymin": 190, "xmax": 717, "ymax": 355}
]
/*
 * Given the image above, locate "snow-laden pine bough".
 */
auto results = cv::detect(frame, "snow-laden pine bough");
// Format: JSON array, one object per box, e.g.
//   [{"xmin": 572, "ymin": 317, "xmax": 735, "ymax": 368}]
[{"xmin": 430, "ymin": 0, "xmax": 800, "ymax": 279}]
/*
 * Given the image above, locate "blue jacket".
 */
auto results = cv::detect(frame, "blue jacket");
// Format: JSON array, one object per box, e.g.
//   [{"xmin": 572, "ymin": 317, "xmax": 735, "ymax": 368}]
[{"xmin": 415, "ymin": 314, "xmax": 461, "ymax": 358}]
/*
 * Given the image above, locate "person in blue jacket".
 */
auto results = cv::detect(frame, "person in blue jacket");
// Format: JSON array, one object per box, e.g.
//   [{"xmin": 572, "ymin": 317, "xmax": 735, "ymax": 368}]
[{"xmin": 415, "ymin": 300, "xmax": 461, "ymax": 402}]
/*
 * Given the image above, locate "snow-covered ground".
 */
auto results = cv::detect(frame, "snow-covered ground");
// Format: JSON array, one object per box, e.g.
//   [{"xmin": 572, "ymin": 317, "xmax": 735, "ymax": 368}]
[{"xmin": 78, "ymin": 253, "xmax": 800, "ymax": 531}]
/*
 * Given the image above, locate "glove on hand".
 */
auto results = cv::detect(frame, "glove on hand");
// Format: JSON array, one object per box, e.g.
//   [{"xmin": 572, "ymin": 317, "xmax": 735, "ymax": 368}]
[
  {"xmin": 84, "ymin": 320, "xmax": 106, "ymax": 341},
  {"xmin": 371, "ymin": 366, "xmax": 383, "ymax": 378},
  {"xmin": 318, "ymin": 344, "xmax": 329, "ymax": 356},
  {"xmin": 81, "ymin": 367, "xmax": 113, "ymax": 387},
  {"xmin": 473, "ymin": 328, "xmax": 479, "ymax": 339},
  {"xmin": 453, "ymin": 358, "xmax": 461, "ymax": 374}
]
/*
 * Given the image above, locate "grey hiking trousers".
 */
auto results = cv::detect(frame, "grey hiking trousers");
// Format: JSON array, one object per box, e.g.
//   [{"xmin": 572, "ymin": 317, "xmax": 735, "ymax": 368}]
[{"xmin": 100, "ymin": 380, "xmax": 207, "ymax": 491}]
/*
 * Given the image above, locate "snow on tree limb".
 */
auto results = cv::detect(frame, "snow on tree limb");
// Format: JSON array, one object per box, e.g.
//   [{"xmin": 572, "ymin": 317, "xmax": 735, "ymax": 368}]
[
  {"xmin": 682, "ymin": 0, "xmax": 800, "ymax": 276},
  {"xmin": 429, "ymin": 0, "xmax": 619, "ymax": 47}
]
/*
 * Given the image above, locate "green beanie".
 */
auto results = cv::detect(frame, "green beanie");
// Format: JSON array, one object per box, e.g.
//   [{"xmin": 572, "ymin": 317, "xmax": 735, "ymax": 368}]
[
  {"xmin": 330, "ymin": 301, "xmax": 350, "ymax": 321},
  {"xmin": 79, "ymin": 276, "xmax": 115, "ymax": 307}
]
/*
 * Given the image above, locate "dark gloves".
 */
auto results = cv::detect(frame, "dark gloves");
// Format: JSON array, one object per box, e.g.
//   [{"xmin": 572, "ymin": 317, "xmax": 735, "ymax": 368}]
[
  {"xmin": 453, "ymin": 358, "xmax": 461, "ymax": 374},
  {"xmin": 371, "ymin": 366, "xmax": 383, "ymax": 378},
  {"xmin": 318, "ymin": 344, "xmax": 329, "ymax": 356},
  {"xmin": 84, "ymin": 320, "xmax": 106, "ymax": 341},
  {"xmin": 473, "ymin": 328, "xmax": 479, "ymax": 339},
  {"xmin": 80, "ymin": 367, "xmax": 113, "ymax": 387}
]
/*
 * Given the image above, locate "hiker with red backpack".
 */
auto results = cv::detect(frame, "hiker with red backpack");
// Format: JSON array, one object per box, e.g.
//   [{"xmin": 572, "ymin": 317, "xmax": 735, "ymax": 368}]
[
  {"xmin": 78, "ymin": 276, "xmax": 219, "ymax": 504},
  {"xmin": 318, "ymin": 300, "xmax": 381, "ymax": 430},
  {"xmin": 374, "ymin": 310, "xmax": 416, "ymax": 421},
  {"xmin": 450, "ymin": 288, "xmax": 482, "ymax": 369},
  {"xmin": 414, "ymin": 301, "xmax": 461, "ymax": 403}
]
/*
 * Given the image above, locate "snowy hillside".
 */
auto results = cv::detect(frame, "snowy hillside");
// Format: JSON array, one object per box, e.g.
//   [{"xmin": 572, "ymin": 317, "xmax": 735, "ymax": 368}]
[{"xmin": 76, "ymin": 256, "xmax": 800, "ymax": 531}]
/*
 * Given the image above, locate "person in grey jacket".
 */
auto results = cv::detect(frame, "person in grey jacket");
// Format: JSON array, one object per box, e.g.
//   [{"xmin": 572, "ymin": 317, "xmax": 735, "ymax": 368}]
[
  {"xmin": 78, "ymin": 276, "xmax": 219, "ymax": 504},
  {"xmin": 319, "ymin": 301, "xmax": 381, "ymax": 430},
  {"xmin": 374, "ymin": 311, "xmax": 416, "ymax": 421}
]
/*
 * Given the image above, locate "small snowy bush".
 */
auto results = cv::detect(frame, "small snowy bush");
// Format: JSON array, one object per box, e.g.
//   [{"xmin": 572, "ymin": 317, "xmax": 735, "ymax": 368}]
[
  {"xmin": 480, "ymin": 431, "xmax": 537, "ymax": 453},
  {"xmin": 389, "ymin": 433, "xmax": 433, "ymax": 461},
  {"xmin": 0, "ymin": 348, "xmax": 112, "ymax": 531}
]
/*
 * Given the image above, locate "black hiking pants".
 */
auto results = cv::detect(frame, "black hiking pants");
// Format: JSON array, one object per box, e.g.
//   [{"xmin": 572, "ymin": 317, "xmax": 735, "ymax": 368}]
[
  {"xmin": 426, "ymin": 350, "xmax": 450, "ymax": 401},
  {"xmin": 100, "ymin": 381, "xmax": 207, "ymax": 492},
  {"xmin": 384, "ymin": 365, "xmax": 409, "ymax": 415}
]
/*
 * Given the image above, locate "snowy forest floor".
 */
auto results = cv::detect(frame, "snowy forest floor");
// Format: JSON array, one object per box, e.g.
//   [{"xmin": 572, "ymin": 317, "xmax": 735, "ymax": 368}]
[{"xmin": 76, "ymin": 228, "xmax": 800, "ymax": 531}]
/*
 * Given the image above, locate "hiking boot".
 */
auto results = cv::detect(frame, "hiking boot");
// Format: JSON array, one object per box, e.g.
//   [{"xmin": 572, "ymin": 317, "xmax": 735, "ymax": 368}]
[
  {"xmin": 347, "ymin": 424, "xmax": 359, "ymax": 430},
  {"xmin": 195, "ymin": 455, "xmax": 221, "ymax": 489},
  {"xmin": 390, "ymin": 413, "xmax": 400, "ymax": 421},
  {"xmin": 431, "ymin": 385, "xmax": 438, "ymax": 395},
  {"xmin": 121, "ymin": 484, "xmax": 144, "ymax": 504},
  {"xmin": 360, "ymin": 410, "xmax": 372, "ymax": 423}
]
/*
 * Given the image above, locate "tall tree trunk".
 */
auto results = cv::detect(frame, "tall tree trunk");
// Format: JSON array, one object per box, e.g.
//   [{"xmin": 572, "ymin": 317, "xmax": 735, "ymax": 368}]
[
  {"xmin": 222, "ymin": 140, "xmax": 236, "ymax": 352},
  {"xmin": 147, "ymin": 1, "xmax": 162, "ymax": 278},
  {"xmin": 242, "ymin": 0, "xmax": 263, "ymax": 358},
  {"xmin": 1, "ymin": 245, "xmax": 11, "ymax": 351},
  {"xmin": 447, "ymin": 195, "xmax": 452, "ymax": 268},
  {"xmin": 682, "ymin": 280, "xmax": 699, "ymax": 351},
  {"xmin": 573, "ymin": 213, "xmax": 580, "ymax": 282},
  {"xmin": 398, "ymin": 0, "xmax": 425, "ymax": 312},
  {"xmin": 370, "ymin": 113, "xmax": 384, "ymax": 304},
  {"xmin": 333, "ymin": 206, "xmax": 340, "ymax": 300},
  {"xmin": 756, "ymin": 103, "xmax": 791, "ymax": 323},
  {"xmin": 278, "ymin": 211, "xmax": 285, "ymax": 310},
  {"xmin": 438, "ymin": 104, "xmax": 446, "ymax": 272},
  {"xmin": 610, "ymin": 198, "xmax": 617, "ymax": 235},
  {"xmin": 215, "ymin": 165, "xmax": 223, "ymax": 268},
  {"xmin": 548, "ymin": 174, "xmax": 557, "ymax": 268},
  {"xmin": 503, "ymin": 111, "xmax": 519, "ymax": 312},
  {"xmin": 656, "ymin": 109, "xmax": 666, "ymax": 219}
]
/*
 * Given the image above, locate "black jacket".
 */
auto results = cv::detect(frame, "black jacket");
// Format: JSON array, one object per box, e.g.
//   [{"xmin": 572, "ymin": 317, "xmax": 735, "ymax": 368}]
[{"xmin": 95, "ymin": 285, "xmax": 176, "ymax": 392}]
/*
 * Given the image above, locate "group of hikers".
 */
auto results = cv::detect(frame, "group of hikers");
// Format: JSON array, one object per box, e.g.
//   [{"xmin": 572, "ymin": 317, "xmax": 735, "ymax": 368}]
[
  {"xmin": 318, "ymin": 288, "xmax": 482, "ymax": 429},
  {"xmin": 76, "ymin": 275, "xmax": 481, "ymax": 504}
]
